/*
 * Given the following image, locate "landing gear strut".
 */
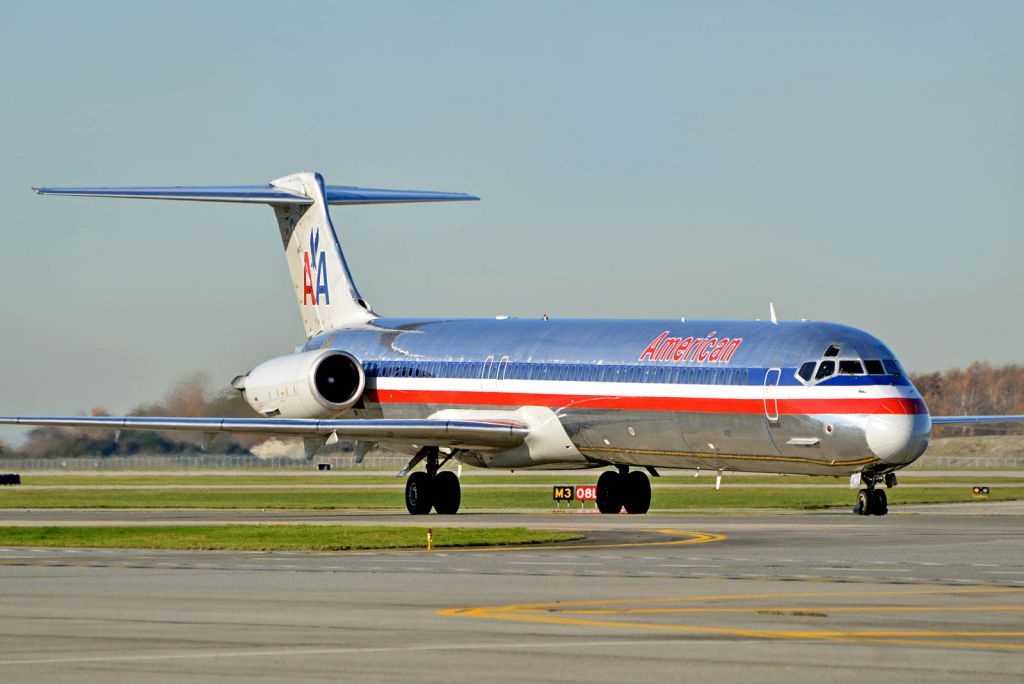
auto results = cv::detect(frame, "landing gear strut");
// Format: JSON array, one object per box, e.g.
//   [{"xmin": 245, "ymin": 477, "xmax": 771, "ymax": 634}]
[
  {"xmin": 854, "ymin": 473, "xmax": 888, "ymax": 517},
  {"xmin": 596, "ymin": 466, "xmax": 651, "ymax": 514},
  {"xmin": 404, "ymin": 447, "xmax": 461, "ymax": 515}
]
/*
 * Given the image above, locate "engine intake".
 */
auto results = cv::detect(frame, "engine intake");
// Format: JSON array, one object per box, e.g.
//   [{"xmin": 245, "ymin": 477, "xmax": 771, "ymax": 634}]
[{"xmin": 237, "ymin": 349, "xmax": 365, "ymax": 419}]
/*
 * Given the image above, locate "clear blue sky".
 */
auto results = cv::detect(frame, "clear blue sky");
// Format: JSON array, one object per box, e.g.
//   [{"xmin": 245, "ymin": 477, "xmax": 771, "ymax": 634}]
[{"xmin": 0, "ymin": 1, "xmax": 1021, "ymax": 426}]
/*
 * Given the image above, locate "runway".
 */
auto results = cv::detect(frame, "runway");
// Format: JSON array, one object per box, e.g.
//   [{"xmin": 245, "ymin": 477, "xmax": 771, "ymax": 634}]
[{"xmin": 1, "ymin": 508, "xmax": 1022, "ymax": 682}]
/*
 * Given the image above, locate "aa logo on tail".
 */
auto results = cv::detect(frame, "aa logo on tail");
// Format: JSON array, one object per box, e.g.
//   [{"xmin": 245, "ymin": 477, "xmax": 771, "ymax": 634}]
[{"xmin": 302, "ymin": 229, "xmax": 331, "ymax": 305}]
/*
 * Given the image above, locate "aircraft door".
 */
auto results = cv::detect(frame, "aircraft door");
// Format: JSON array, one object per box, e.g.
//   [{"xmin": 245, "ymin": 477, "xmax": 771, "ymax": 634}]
[{"xmin": 763, "ymin": 368, "xmax": 781, "ymax": 423}]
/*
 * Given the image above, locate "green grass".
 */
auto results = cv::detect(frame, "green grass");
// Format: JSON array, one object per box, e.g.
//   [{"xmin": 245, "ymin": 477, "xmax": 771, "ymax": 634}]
[
  {"xmin": 2, "ymin": 485, "xmax": 1022, "ymax": 510},
  {"xmin": 0, "ymin": 525, "xmax": 581, "ymax": 551}
]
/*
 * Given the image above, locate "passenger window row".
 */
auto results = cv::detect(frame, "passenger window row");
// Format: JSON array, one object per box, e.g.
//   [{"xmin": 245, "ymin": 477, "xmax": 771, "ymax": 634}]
[{"xmin": 363, "ymin": 360, "xmax": 753, "ymax": 386}]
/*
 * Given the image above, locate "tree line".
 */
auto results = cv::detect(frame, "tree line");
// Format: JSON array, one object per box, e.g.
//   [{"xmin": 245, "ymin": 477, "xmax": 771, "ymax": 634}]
[{"xmin": 911, "ymin": 362, "xmax": 1024, "ymax": 436}]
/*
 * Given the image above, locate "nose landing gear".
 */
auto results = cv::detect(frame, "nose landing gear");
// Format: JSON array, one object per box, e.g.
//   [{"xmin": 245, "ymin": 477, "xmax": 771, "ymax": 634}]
[
  {"xmin": 596, "ymin": 466, "xmax": 651, "ymax": 514},
  {"xmin": 854, "ymin": 473, "xmax": 889, "ymax": 516}
]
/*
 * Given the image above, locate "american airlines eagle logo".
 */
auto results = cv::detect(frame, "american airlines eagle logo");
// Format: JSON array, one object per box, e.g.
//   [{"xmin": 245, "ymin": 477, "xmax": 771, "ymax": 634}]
[{"xmin": 302, "ymin": 229, "xmax": 331, "ymax": 306}]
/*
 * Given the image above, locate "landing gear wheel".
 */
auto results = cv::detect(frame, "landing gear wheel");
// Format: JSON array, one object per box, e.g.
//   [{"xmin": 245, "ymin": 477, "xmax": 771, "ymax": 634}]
[
  {"xmin": 622, "ymin": 471, "xmax": 651, "ymax": 514},
  {"xmin": 433, "ymin": 471, "xmax": 461, "ymax": 515},
  {"xmin": 854, "ymin": 488, "xmax": 872, "ymax": 516},
  {"xmin": 596, "ymin": 471, "xmax": 623, "ymax": 514},
  {"xmin": 870, "ymin": 489, "xmax": 888, "ymax": 516},
  {"xmin": 405, "ymin": 471, "xmax": 434, "ymax": 515}
]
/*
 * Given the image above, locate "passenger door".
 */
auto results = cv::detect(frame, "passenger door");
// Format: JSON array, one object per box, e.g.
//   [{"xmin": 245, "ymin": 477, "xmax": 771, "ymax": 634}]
[{"xmin": 763, "ymin": 368, "xmax": 781, "ymax": 423}]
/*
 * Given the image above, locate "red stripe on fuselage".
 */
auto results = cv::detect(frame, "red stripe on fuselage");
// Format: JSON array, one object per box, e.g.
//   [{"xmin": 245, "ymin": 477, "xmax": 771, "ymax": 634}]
[{"xmin": 364, "ymin": 388, "xmax": 927, "ymax": 416}]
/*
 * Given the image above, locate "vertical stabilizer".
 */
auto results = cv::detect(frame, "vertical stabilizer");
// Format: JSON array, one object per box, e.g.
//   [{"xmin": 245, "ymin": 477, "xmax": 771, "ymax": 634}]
[{"xmin": 270, "ymin": 172, "xmax": 374, "ymax": 336}]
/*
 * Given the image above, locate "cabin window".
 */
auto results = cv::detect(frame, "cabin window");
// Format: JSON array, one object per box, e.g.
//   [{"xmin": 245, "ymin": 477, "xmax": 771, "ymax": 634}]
[
  {"xmin": 797, "ymin": 361, "xmax": 816, "ymax": 382},
  {"xmin": 815, "ymin": 360, "xmax": 836, "ymax": 380},
  {"xmin": 839, "ymin": 360, "xmax": 865, "ymax": 375}
]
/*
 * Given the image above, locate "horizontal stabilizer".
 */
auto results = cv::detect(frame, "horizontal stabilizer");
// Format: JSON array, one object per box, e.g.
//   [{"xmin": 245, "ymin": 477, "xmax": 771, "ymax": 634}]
[
  {"xmin": 0, "ymin": 416, "xmax": 527, "ymax": 450},
  {"xmin": 931, "ymin": 415, "xmax": 1024, "ymax": 425},
  {"xmin": 32, "ymin": 184, "xmax": 478, "ymax": 206}
]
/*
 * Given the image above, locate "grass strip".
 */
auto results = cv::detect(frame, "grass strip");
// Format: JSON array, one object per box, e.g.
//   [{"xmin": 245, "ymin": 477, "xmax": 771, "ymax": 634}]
[
  {"xmin": 0, "ymin": 525, "xmax": 581, "ymax": 551},
  {"xmin": 17, "ymin": 474, "xmax": 1024, "ymax": 487},
  {"xmin": 2, "ymin": 486, "xmax": 1022, "ymax": 510}
]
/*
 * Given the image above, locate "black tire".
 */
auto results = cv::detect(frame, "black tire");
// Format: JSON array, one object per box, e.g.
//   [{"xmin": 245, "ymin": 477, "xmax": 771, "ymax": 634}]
[
  {"xmin": 405, "ymin": 471, "xmax": 433, "ymax": 515},
  {"xmin": 596, "ymin": 471, "xmax": 623, "ymax": 514},
  {"xmin": 871, "ymin": 489, "xmax": 888, "ymax": 516},
  {"xmin": 855, "ymin": 489, "xmax": 872, "ymax": 516},
  {"xmin": 622, "ymin": 471, "xmax": 651, "ymax": 514},
  {"xmin": 433, "ymin": 471, "xmax": 461, "ymax": 515}
]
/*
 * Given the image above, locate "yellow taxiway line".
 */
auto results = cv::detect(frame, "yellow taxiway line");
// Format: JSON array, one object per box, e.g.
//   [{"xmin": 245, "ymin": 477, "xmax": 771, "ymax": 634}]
[{"xmin": 440, "ymin": 586, "xmax": 1024, "ymax": 651}]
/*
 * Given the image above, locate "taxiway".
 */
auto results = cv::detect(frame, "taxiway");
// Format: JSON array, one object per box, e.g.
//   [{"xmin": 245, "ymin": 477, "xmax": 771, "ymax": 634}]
[{"xmin": 1, "ymin": 507, "xmax": 1022, "ymax": 682}]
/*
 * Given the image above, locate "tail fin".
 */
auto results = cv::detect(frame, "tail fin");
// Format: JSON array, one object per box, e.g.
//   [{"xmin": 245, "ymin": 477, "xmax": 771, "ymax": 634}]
[
  {"xmin": 270, "ymin": 172, "xmax": 375, "ymax": 335},
  {"xmin": 34, "ymin": 172, "xmax": 478, "ymax": 337}
]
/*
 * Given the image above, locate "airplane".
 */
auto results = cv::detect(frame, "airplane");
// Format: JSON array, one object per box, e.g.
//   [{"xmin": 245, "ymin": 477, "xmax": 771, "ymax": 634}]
[{"xmin": 3, "ymin": 171, "xmax": 1022, "ymax": 517}]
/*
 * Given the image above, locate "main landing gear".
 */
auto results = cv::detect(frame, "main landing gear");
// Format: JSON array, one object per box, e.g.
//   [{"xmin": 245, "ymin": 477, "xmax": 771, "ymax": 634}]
[
  {"xmin": 404, "ymin": 447, "xmax": 461, "ymax": 515},
  {"xmin": 596, "ymin": 466, "xmax": 651, "ymax": 514},
  {"xmin": 854, "ymin": 472, "xmax": 896, "ymax": 517}
]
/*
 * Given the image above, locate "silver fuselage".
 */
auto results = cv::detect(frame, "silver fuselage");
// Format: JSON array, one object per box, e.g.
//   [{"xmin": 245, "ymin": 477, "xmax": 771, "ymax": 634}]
[{"xmin": 307, "ymin": 317, "xmax": 931, "ymax": 476}]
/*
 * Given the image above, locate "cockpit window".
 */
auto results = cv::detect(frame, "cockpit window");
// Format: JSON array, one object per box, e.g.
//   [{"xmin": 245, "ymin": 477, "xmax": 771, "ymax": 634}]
[
  {"xmin": 864, "ymin": 359, "xmax": 884, "ymax": 375},
  {"xmin": 883, "ymin": 359, "xmax": 902, "ymax": 377},
  {"xmin": 839, "ymin": 360, "xmax": 865, "ymax": 375},
  {"xmin": 797, "ymin": 361, "xmax": 816, "ymax": 382},
  {"xmin": 824, "ymin": 344, "xmax": 841, "ymax": 357},
  {"xmin": 815, "ymin": 360, "xmax": 836, "ymax": 380}
]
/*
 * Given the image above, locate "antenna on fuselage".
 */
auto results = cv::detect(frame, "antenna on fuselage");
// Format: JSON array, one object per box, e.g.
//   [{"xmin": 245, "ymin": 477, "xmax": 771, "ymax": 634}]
[{"xmin": 769, "ymin": 302, "xmax": 778, "ymax": 325}]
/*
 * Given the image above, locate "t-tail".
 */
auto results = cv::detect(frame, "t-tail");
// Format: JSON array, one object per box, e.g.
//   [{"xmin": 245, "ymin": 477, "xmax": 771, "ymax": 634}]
[{"xmin": 33, "ymin": 172, "xmax": 478, "ymax": 337}]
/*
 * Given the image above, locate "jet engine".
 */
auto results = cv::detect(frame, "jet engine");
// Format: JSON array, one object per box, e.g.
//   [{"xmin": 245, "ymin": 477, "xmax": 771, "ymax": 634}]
[{"xmin": 233, "ymin": 349, "xmax": 365, "ymax": 419}]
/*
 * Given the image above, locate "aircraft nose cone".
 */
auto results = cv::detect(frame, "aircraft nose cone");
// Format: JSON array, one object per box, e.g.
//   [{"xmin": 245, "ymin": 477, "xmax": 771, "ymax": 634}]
[{"xmin": 866, "ymin": 413, "xmax": 930, "ymax": 464}]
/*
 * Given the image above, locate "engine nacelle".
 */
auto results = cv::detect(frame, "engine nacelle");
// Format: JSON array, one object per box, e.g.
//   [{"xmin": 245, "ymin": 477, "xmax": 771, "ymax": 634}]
[{"xmin": 235, "ymin": 349, "xmax": 365, "ymax": 419}]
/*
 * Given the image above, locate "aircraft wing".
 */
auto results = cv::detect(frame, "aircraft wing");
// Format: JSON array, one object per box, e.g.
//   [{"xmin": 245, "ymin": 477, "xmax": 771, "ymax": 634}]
[
  {"xmin": 0, "ymin": 416, "xmax": 527, "ymax": 451},
  {"xmin": 931, "ymin": 415, "xmax": 1024, "ymax": 425}
]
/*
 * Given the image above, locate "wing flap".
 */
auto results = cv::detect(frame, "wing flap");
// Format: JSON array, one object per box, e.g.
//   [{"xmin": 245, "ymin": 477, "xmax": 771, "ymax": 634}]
[{"xmin": 0, "ymin": 416, "xmax": 527, "ymax": 450}]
